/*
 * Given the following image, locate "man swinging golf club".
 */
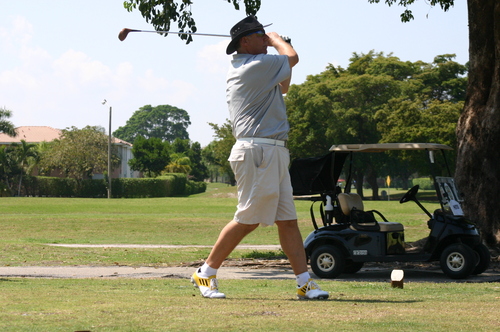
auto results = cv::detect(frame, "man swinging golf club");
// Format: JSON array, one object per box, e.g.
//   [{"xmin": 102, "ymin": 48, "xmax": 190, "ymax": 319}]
[{"xmin": 191, "ymin": 16, "xmax": 329, "ymax": 300}]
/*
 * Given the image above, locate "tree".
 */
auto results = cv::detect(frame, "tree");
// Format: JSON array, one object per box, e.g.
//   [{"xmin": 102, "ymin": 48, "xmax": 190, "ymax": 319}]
[
  {"xmin": 128, "ymin": 136, "xmax": 171, "ymax": 177},
  {"xmin": 286, "ymin": 52, "xmax": 466, "ymax": 198},
  {"xmin": 39, "ymin": 126, "xmax": 119, "ymax": 184},
  {"xmin": 0, "ymin": 145, "xmax": 18, "ymax": 195},
  {"xmin": 0, "ymin": 141, "xmax": 41, "ymax": 196},
  {"xmin": 0, "ymin": 107, "xmax": 16, "ymax": 137},
  {"xmin": 11, "ymin": 140, "xmax": 38, "ymax": 196},
  {"xmin": 369, "ymin": 0, "xmax": 500, "ymax": 246},
  {"xmin": 165, "ymin": 153, "xmax": 192, "ymax": 174},
  {"xmin": 170, "ymin": 139, "xmax": 208, "ymax": 181},
  {"xmin": 113, "ymin": 105, "xmax": 191, "ymax": 143},
  {"xmin": 376, "ymin": 54, "xmax": 467, "ymax": 175},
  {"xmin": 286, "ymin": 52, "xmax": 409, "ymax": 198},
  {"xmin": 207, "ymin": 121, "xmax": 236, "ymax": 185}
]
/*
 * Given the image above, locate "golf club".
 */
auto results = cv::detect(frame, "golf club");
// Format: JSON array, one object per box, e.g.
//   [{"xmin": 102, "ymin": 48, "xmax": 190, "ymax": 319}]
[
  {"xmin": 118, "ymin": 28, "xmax": 228, "ymax": 41},
  {"xmin": 118, "ymin": 24, "xmax": 272, "ymax": 41}
]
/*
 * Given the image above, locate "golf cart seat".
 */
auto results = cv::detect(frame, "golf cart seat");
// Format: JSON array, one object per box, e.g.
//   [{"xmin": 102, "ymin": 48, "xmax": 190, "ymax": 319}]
[{"xmin": 338, "ymin": 193, "xmax": 404, "ymax": 232}]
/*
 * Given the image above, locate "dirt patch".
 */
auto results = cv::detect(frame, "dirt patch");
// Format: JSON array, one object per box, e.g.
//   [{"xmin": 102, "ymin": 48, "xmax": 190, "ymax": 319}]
[{"xmin": 182, "ymin": 258, "xmax": 292, "ymax": 269}]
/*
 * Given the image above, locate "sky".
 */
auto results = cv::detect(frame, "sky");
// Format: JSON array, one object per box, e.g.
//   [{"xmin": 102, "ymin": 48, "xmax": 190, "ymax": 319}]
[{"xmin": 1, "ymin": 0, "xmax": 468, "ymax": 147}]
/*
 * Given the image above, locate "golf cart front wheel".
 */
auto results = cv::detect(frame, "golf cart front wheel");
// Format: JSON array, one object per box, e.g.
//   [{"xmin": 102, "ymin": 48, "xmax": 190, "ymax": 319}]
[
  {"xmin": 310, "ymin": 245, "xmax": 345, "ymax": 279},
  {"xmin": 440, "ymin": 243, "xmax": 477, "ymax": 279}
]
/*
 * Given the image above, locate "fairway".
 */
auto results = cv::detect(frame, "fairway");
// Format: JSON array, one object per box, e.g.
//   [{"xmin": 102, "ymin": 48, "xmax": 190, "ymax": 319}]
[
  {"xmin": 0, "ymin": 184, "xmax": 444, "ymax": 267},
  {"xmin": 1, "ymin": 183, "xmax": 498, "ymax": 331}
]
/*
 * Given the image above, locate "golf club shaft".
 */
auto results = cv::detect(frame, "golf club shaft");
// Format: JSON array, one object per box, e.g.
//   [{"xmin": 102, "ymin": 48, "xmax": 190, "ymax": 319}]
[
  {"xmin": 119, "ymin": 24, "xmax": 272, "ymax": 41},
  {"xmin": 133, "ymin": 30, "xmax": 229, "ymax": 38}
]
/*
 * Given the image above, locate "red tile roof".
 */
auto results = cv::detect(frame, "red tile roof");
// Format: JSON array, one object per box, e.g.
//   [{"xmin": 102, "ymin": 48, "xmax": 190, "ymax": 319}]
[
  {"xmin": 0, "ymin": 126, "xmax": 132, "ymax": 145},
  {"xmin": 0, "ymin": 126, "xmax": 62, "ymax": 143}
]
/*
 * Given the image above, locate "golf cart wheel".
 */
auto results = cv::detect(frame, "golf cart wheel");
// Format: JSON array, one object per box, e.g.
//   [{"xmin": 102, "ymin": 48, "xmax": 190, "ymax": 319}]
[
  {"xmin": 310, "ymin": 245, "xmax": 345, "ymax": 279},
  {"xmin": 344, "ymin": 260, "xmax": 364, "ymax": 274},
  {"xmin": 440, "ymin": 243, "xmax": 477, "ymax": 279},
  {"xmin": 472, "ymin": 243, "xmax": 490, "ymax": 275}
]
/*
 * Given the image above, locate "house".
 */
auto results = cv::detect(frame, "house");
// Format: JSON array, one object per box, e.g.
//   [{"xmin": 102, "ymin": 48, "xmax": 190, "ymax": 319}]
[{"xmin": 0, "ymin": 126, "xmax": 140, "ymax": 179}]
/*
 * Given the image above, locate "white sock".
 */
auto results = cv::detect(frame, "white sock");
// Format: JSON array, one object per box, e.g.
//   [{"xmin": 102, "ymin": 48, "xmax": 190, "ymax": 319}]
[
  {"xmin": 296, "ymin": 271, "xmax": 311, "ymax": 287},
  {"xmin": 198, "ymin": 262, "xmax": 217, "ymax": 278}
]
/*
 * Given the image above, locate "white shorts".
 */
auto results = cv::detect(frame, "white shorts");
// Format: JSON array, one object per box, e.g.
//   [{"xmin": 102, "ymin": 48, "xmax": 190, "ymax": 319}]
[{"xmin": 228, "ymin": 140, "xmax": 297, "ymax": 226}]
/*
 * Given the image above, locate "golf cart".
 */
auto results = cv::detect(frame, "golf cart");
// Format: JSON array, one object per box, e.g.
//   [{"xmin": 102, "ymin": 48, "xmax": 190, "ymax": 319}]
[{"xmin": 290, "ymin": 143, "xmax": 490, "ymax": 280}]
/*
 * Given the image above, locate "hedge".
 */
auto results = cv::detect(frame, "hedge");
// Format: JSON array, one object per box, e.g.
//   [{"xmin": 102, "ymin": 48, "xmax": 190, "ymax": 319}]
[
  {"xmin": 26, "ymin": 173, "xmax": 206, "ymax": 198},
  {"xmin": 411, "ymin": 177, "xmax": 434, "ymax": 190}
]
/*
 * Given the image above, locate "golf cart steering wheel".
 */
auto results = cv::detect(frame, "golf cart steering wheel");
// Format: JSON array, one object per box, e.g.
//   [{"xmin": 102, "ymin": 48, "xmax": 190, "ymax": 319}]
[{"xmin": 400, "ymin": 185, "xmax": 420, "ymax": 204}]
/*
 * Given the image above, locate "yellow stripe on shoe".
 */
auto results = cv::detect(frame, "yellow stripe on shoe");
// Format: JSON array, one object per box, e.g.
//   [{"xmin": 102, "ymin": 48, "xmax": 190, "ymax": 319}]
[
  {"xmin": 297, "ymin": 279, "xmax": 329, "ymax": 300},
  {"xmin": 191, "ymin": 270, "xmax": 226, "ymax": 299}
]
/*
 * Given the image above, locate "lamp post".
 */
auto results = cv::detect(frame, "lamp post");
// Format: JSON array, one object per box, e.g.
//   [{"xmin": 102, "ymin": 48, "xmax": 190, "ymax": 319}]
[{"xmin": 102, "ymin": 99, "xmax": 112, "ymax": 199}]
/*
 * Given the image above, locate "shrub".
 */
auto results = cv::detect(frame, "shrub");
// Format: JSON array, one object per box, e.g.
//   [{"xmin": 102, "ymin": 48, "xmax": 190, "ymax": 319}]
[
  {"xmin": 412, "ymin": 177, "xmax": 434, "ymax": 190},
  {"xmin": 26, "ymin": 174, "xmax": 206, "ymax": 198}
]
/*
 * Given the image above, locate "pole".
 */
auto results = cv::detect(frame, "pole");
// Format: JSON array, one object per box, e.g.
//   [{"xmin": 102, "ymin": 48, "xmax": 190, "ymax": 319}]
[{"xmin": 108, "ymin": 106, "xmax": 112, "ymax": 199}]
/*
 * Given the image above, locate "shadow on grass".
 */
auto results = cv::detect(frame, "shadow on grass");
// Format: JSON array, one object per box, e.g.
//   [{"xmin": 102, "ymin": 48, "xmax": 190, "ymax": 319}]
[{"xmin": 274, "ymin": 298, "xmax": 423, "ymax": 303}]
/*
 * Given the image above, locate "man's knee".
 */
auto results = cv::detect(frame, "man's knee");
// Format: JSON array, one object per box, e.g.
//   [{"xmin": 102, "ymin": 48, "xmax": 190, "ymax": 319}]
[
  {"xmin": 233, "ymin": 220, "xmax": 260, "ymax": 233},
  {"xmin": 276, "ymin": 219, "xmax": 298, "ymax": 226}
]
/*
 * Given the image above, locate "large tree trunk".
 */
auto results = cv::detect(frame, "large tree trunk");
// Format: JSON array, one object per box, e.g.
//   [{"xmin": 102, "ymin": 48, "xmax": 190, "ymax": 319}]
[
  {"xmin": 365, "ymin": 165, "xmax": 380, "ymax": 200},
  {"xmin": 456, "ymin": 0, "xmax": 500, "ymax": 246}
]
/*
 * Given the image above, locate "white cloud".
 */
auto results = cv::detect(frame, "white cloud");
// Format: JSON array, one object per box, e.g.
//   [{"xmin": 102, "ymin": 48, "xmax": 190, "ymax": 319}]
[
  {"xmin": 0, "ymin": 15, "xmax": 34, "ymax": 55},
  {"xmin": 53, "ymin": 50, "xmax": 112, "ymax": 88},
  {"xmin": 196, "ymin": 40, "xmax": 231, "ymax": 75}
]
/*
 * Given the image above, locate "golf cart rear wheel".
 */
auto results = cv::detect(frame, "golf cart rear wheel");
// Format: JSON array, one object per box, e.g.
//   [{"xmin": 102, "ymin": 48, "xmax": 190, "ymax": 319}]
[
  {"xmin": 472, "ymin": 243, "xmax": 490, "ymax": 275},
  {"xmin": 440, "ymin": 243, "xmax": 477, "ymax": 279},
  {"xmin": 310, "ymin": 245, "xmax": 345, "ymax": 279}
]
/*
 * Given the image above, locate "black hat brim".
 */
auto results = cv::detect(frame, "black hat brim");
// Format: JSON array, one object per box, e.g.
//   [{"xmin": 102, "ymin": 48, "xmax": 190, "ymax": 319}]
[{"xmin": 226, "ymin": 27, "xmax": 264, "ymax": 55}]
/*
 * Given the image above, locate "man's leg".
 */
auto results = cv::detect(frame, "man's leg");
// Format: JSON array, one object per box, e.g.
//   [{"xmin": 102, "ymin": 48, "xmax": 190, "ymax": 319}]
[
  {"xmin": 206, "ymin": 220, "xmax": 259, "ymax": 269},
  {"xmin": 192, "ymin": 220, "xmax": 258, "ymax": 298},
  {"xmin": 276, "ymin": 219, "xmax": 329, "ymax": 300},
  {"xmin": 275, "ymin": 219, "xmax": 308, "ymax": 275}
]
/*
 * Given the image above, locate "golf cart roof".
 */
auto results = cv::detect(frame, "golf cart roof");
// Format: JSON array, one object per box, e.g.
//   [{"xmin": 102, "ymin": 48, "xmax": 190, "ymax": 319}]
[{"xmin": 329, "ymin": 143, "xmax": 453, "ymax": 152}]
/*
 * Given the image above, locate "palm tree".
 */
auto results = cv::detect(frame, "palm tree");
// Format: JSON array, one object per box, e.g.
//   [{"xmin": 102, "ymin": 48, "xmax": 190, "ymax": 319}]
[
  {"xmin": 12, "ymin": 140, "xmax": 38, "ymax": 196},
  {"xmin": 164, "ymin": 153, "xmax": 192, "ymax": 175},
  {"xmin": 0, "ymin": 145, "xmax": 16, "ymax": 195},
  {"xmin": 0, "ymin": 107, "xmax": 17, "ymax": 137}
]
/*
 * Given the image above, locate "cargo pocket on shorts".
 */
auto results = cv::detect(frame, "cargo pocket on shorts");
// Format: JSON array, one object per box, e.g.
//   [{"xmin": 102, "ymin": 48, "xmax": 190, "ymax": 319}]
[{"xmin": 228, "ymin": 151, "xmax": 245, "ymax": 162}]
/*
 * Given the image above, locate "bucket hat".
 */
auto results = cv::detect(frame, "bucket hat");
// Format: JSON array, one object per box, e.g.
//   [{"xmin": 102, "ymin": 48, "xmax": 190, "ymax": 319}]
[{"xmin": 226, "ymin": 15, "xmax": 265, "ymax": 55}]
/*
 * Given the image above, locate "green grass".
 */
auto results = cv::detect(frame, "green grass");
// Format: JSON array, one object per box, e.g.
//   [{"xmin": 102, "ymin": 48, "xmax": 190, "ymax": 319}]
[
  {"xmin": 1, "ymin": 279, "xmax": 499, "ymax": 332},
  {"xmin": 0, "ymin": 183, "xmax": 497, "ymax": 331},
  {"xmin": 0, "ymin": 183, "xmax": 439, "ymax": 266}
]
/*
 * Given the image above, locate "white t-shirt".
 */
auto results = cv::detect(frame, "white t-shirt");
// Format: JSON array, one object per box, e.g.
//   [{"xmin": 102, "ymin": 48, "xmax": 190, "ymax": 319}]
[{"xmin": 226, "ymin": 53, "xmax": 291, "ymax": 140}]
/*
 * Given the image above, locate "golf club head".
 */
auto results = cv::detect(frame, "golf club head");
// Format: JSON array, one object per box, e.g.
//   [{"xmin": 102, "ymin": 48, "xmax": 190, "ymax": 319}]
[{"xmin": 118, "ymin": 28, "xmax": 139, "ymax": 41}]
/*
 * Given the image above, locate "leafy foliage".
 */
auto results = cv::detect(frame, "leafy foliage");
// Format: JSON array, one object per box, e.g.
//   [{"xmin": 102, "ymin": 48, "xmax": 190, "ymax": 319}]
[
  {"xmin": 128, "ymin": 135, "xmax": 171, "ymax": 177},
  {"xmin": 169, "ymin": 138, "xmax": 208, "ymax": 181},
  {"xmin": 0, "ymin": 107, "xmax": 16, "ymax": 137},
  {"xmin": 285, "ymin": 51, "xmax": 466, "ymax": 198},
  {"xmin": 206, "ymin": 121, "xmax": 236, "ymax": 185},
  {"xmin": 26, "ymin": 173, "xmax": 205, "ymax": 198},
  {"xmin": 123, "ymin": 0, "xmax": 261, "ymax": 43},
  {"xmin": 367, "ymin": 0, "xmax": 455, "ymax": 22},
  {"xmin": 113, "ymin": 104, "xmax": 191, "ymax": 144},
  {"xmin": 12, "ymin": 140, "xmax": 38, "ymax": 196},
  {"xmin": 0, "ymin": 145, "xmax": 18, "ymax": 195},
  {"xmin": 39, "ymin": 126, "xmax": 119, "ymax": 183},
  {"xmin": 0, "ymin": 140, "xmax": 39, "ymax": 196}
]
